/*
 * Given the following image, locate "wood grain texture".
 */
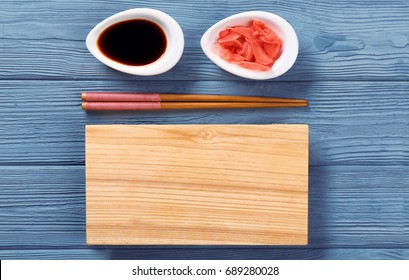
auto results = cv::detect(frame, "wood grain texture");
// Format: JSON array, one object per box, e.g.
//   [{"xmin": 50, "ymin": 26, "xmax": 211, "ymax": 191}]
[
  {"xmin": 0, "ymin": 0, "xmax": 408, "ymax": 80},
  {"xmin": 0, "ymin": 0, "xmax": 408, "ymax": 259},
  {"xmin": 0, "ymin": 165, "xmax": 407, "ymax": 249},
  {"xmin": 2, "ymin": 249, "xmax": 409, "ymax": 260},
  {"xmin": 85, "ymin": 125, "xmax": 309, "ymax": 245},
  {"xmin": 0, "ymin": 80, "xmax": 408, "ymax": 166}
]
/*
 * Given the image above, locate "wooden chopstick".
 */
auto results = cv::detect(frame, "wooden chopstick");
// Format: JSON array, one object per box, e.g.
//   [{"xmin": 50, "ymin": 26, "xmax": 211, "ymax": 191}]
[
  {"xmin": 81, "ymin": 92, "xmax": 306, "ymax": 104},
  {"xmin": 82, "ymin": 101, "xmax": 308, "ymax": 111}
]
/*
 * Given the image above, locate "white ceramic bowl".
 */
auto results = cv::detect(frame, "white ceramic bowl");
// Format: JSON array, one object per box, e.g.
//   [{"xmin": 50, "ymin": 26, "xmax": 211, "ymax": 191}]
[
  {"xmin": 86, "ymin": 8, "xmax": 184, "ymax": 76},
  {"xmin": 201, "ymin": 11, "xmax": 298, "ymax": 80}
]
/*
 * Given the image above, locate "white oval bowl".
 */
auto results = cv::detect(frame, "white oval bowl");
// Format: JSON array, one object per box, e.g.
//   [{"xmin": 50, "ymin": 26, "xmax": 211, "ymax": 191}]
[
  {"xmin": 86, "ymin": 8, "xmax": 184, "ymax": 76},
  {"xmin": 200, "ymin": 11, "xmax": 298, "ymax": 80}
]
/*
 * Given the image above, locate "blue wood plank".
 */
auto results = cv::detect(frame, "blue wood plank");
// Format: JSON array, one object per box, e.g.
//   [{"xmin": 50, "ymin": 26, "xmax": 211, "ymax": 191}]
[
  {"xmin": 0, "ymin": 249, "xmax": 110, "ymax": 260},
  {"xmin": 104, "ymin": 248, "xmax": 409, "ymax": 260},
  {"xmin": 0, "ymin": 0, "xmax": 408, "ymax": 260},
  {"xmin": 0, "ymin": 165, "xmax": 407, "ymax": 249},
  {"xmin": 0, "ymin": 0, "xmax": 408, "ymax": 80},
  {"xmin": 1, "ymin": 249, "xmax": 409, "ymax": 260},
  {"xmin": 0, "ymin": 80, "xmax": 408, "ymax": 165}
]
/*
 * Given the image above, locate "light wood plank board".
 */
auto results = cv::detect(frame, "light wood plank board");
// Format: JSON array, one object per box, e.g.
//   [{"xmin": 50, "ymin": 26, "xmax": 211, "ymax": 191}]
[{"xmin": 85, "ymin": 124, "xmax": 308, "ymax": 245}]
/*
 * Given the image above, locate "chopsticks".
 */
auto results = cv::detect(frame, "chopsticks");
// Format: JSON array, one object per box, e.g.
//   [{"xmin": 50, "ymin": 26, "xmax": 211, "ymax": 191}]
[
  {"xmin": 81, "ymin": 92, "xmax": 308, "ymax": 111},
  {"xmin": 82, "ymin": 101, "xmax": 307, "ymax": 110}
]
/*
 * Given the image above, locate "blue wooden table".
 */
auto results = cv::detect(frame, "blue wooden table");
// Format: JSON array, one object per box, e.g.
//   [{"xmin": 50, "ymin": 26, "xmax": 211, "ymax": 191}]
[{"xmin": 0, "ymin": 0, "xmax": 408, "ymax": 260}]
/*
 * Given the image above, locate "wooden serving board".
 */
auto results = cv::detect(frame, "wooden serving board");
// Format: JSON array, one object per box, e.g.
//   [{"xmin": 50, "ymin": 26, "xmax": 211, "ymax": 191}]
[{"xmin": 86, "ymin": 124, "xmax": 309, "ymax": 245}]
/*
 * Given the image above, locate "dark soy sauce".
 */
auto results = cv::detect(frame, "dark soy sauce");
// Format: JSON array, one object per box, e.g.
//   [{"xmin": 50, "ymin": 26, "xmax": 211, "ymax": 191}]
[{"xmin": 97, "ymin": 19, "xmax": 167, "ymax": 66}]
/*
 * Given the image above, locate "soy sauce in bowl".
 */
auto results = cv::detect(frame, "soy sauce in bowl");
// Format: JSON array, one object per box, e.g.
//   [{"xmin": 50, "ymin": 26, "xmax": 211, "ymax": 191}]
[
  {"xmin": 86, "ymin": 8, "xmax": 184, "ymax": 76},
  {"xmin": 97, "ymin": 19, "xmax": 167, "ymax": 66}
]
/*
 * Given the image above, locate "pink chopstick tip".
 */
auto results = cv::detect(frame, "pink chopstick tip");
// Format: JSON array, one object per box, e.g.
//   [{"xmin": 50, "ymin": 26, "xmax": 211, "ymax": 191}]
[{"xmin": 82, "ymin": 101, "xmax": 162, "ymax": 111}]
